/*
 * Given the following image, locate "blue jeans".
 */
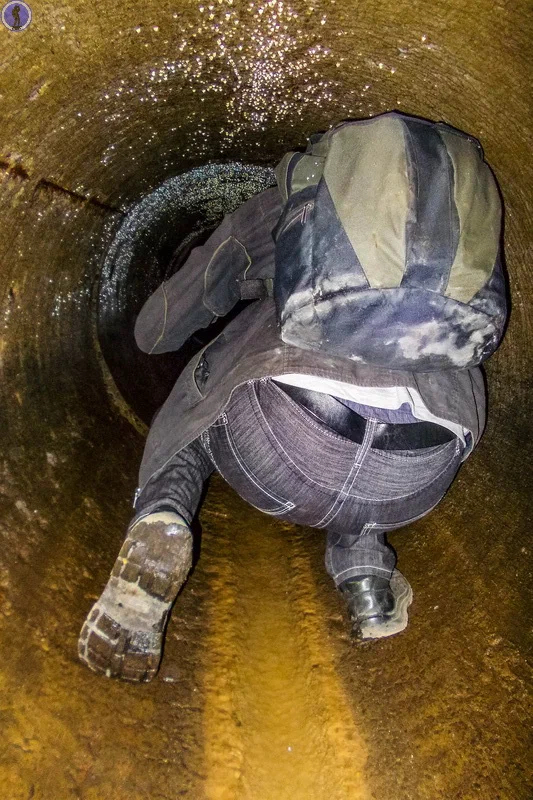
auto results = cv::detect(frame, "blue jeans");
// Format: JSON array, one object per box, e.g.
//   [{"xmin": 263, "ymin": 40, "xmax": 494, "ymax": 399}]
[{"xmin": 134, "ymin": 378, "xmax": 464, "ymax": 585}]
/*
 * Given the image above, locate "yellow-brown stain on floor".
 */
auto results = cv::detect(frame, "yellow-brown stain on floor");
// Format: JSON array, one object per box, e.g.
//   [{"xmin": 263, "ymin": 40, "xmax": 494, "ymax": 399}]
[
  {"xmin": 200, "ymin": 496, "xmax": 369, "ymax": 800},
  {"xmin": 0, "ymin": 465, "xmax": 531, "ymax": 798},
  {"xmin": 0, "ymin": 471, "xmax": 370, "ymax": 800}
]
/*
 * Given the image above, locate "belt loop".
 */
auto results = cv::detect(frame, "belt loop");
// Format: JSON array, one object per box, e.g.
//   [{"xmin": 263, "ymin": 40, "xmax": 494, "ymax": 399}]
[{"xmin": 363, "ymin": 418, "xmax": 378, "ymax": 451}]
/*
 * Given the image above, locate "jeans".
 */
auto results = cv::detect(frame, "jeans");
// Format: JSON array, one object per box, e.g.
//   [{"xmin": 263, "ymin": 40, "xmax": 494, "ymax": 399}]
[{"xmin": 134, "ymin": 377, "xmax": 464, "ymax": 585}]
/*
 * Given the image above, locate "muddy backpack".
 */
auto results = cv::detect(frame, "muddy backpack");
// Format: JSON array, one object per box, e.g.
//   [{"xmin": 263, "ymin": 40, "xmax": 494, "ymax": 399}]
[{"xmin": 272, "ymin": 112, "xmax": 507, "ymax": 371}]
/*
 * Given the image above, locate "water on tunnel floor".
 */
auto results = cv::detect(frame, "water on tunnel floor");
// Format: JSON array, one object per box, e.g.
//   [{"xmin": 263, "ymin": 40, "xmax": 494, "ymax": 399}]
[{"xmin": 0, "ymin": 0, "xmax": 532, "ymax": 798}]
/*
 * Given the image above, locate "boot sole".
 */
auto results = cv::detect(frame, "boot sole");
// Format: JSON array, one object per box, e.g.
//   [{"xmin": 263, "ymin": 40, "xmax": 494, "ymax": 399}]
[
  {"xmin": 78, "ymin": 518, "xmax": 192, "ymax": 682},
  {"xmin": 357, "ymin": 569, "xmax": 413, "ymax": 640}
]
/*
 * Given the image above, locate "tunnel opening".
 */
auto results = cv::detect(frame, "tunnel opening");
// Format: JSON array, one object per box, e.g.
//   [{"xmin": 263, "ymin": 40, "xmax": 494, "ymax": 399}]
[{"xmin": 97, "ymin": 162, "xmax": 276, "ymax": 424}]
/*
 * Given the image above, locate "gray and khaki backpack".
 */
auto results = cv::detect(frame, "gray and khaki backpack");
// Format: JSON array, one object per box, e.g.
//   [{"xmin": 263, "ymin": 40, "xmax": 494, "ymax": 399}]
[{"xmin": 272, "ymin": 112, "xmax": 507, "ymax": 372}]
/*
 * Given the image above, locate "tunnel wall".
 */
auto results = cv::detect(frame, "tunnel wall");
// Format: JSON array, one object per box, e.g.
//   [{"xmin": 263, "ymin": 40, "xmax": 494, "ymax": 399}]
[
  {"xmin": 2, "ymin": 0, "xmax": 531, "ymax": 565},
  {"xmin": 0, "ymin": 2, "xmax": 531, "ymax": 792}
]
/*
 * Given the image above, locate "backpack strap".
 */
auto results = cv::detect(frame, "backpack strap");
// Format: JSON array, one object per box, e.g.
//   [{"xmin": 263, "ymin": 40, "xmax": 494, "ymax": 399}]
[{"xmin": 275, "ymin": 151, "xmax": 325, "ymax": 201}]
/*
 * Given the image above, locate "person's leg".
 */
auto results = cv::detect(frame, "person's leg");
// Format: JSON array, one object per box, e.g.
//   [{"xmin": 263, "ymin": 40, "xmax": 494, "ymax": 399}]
[
  {"xmin": 326, "ymin": 527, "xmax": 397, "ymax": 581},
  {"xmin": 326, "ymin": 516, "xmax": 413, "ymax": 641},
  {"xmin": 132, "ymin": 436, "xmax": 215, "ymax": 526},
  {"xmin": 325, "ymin": 436, "xmax": 464, "ymax": 638},
  {"xmin": 204, "ymin": 380, "xmax": 419, "ymax": 642},
  {"xmin": 78, "ymin": 437, "xmax": 215, "ymax": 682}
]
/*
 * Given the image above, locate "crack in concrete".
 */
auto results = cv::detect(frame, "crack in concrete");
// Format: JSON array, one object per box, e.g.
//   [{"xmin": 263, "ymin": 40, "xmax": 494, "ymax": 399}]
[
  {"xmin": 0, "ymin": 156, "xmax": 125, "ymax": 216},
  {"xmin": 35, "ymin": 178, "xmax": 125, "ymax": 216}
]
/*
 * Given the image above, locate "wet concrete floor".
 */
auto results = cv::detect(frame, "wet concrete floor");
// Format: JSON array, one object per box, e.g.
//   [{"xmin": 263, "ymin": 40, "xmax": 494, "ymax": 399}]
[{"xmin": 0, "ymin": 457, "xmax": 531, "ymax": 799}]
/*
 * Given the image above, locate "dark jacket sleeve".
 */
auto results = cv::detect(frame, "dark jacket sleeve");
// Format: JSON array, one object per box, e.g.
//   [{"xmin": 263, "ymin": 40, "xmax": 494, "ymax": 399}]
[{"xmin": 134, "ymin": 188, "xmax": 281, "ymax": 354}]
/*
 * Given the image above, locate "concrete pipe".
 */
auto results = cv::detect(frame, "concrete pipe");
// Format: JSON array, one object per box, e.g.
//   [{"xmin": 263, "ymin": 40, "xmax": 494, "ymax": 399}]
[{"xmin": 0, "ymin": 0, "xmax": 531, "ymax": 797}]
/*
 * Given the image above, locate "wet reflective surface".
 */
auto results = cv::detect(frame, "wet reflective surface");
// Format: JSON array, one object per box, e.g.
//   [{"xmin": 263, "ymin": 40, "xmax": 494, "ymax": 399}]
[{"xmin": 0, "ymin": 0, "xmax": 532, "ymax": 797}]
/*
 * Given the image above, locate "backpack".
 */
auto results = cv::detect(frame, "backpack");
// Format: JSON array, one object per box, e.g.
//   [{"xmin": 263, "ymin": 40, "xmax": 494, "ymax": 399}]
[{"xmin": 272, "ymin": 112, "xmax": 507, "ymax": 372}]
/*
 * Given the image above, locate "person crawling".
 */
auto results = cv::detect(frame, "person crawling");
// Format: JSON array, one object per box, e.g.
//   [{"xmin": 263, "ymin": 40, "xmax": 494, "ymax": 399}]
[{"xmin": 78, "ymin": 111, "xmax": 506, "ymax": 682}]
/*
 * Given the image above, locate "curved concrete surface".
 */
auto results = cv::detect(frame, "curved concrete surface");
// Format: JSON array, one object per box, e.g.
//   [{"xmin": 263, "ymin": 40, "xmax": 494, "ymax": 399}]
[{"xmin": 0, "ymin": 1, "xmax": 531, "ymax": 798}]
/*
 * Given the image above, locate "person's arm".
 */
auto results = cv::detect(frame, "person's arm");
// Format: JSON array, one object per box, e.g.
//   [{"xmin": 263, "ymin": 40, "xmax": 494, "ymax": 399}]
[
  {"xmin": 134, "ymin": 188, "xmax": 281, "ymax": 354},
  {"xmin": 134, "ymin": 203, "xmax": 256, "ymax": 354}
]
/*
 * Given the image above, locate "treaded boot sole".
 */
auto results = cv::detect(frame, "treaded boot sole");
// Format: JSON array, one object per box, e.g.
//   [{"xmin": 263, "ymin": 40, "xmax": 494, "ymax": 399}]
[
  {"xmin": 356, "ymin": 569, "xmax": 413, "ymax": 640},
  {"xmin": 78, "ymin": 517, "xmax": 192, "ymax": 682}
]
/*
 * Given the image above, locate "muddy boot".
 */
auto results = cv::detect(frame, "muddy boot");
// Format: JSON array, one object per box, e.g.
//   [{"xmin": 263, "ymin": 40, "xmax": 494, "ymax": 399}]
[
  {"xmin": 340, "ymin": 569, "xmax": 413, "ymax": 640},
  {"xmin": 78, "ymin": 511, "xmax": 193, "ymax": 683}
]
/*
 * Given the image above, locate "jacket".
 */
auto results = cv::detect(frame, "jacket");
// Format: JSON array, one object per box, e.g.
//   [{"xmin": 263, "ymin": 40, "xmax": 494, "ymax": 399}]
[{"xmin": 134, "ymin": 187, "xmax": 486, "ymax": 493}]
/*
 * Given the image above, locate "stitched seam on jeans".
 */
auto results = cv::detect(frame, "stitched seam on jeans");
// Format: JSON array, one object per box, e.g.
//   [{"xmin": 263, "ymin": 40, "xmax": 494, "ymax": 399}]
[
  {"xmin": 252, "ymin": 386, "xmax": 362, "ymax": 490},
  {"xmin": 224, "ymin": 418, "xmax": 295, "ymax": 511},
  {"xmin": 315, "ymin": 420, "xmax": 377, "ymax": 528},
  {"xmin": 210, "ymin": 413, "xmax": 228, "ymax": 428},
  {"xmin": 328, "ymin": 489, "xmax": 450, "ymax": 583},
  {"xmin": 345, "ymin": 495, "xmax": 448, "ymax": 540},
  {"xmin": 360, "ymin": 521, "xmax": 376, "ymax": 537},
  {"xmin": 202, "ymin": 430, "xmax": 291, "ymax": 516},
  {"xmin": 250, "ymin": 383, "xmax": 345, "ymax": 490},
  {"xmin": 201, "ymin": 430, "xmax": 220, "ymax": 473},
  {"xmin": 330, "ymin": 523, "xmax": 394, "ymax": 582}
]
